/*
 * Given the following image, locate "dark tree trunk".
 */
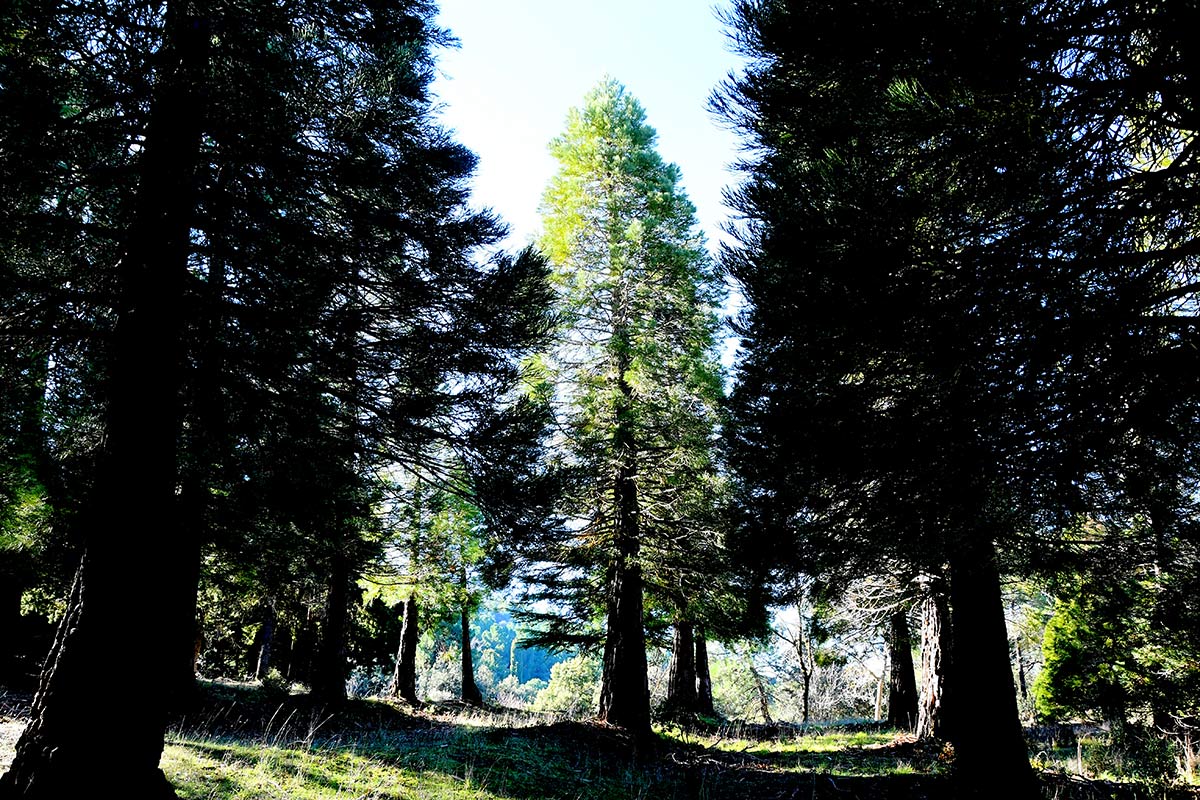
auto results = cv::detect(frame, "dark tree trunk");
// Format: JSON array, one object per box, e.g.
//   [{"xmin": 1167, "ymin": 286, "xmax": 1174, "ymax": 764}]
[
  {"xmin": 288, "ymin": 606, "xmax": 317, "ymax": 685},
  {"xmin": 272, "ymin": 625, "xmax": 293, "ymax": 680},
  {"xmin": 255, "ymin": 602, "xmax": 277, "ymax": 681},
  {"xmin": 459, "ymin": 605, "xmax": 483, "ymax": 706},
  {"xmin": 597, "ymin": 366, "xmax": 650, "ymax": 737},
  {"xmin": 1015, "ymin": 638, "xmax": 1028, "ymax": 702},
  {"xmin": 391, "ymin": 592, "xmax": 420, "ymax": 704},
  {"xmin": 598, "ymin": 545, "xmax": 649, "ymax": 734},
  {"xmin": 947, "ymin": 536, "xmax": 1037, "ymax": 797},
  {"xmin": 311, "ymin": 548, "xmax": 349, "ymax": 704},
  {"xmin": 695, "ymin": 625, "xmax": 714, "ymax": 716},
  {"xmin": 887, "ymin": 610, "xmax": 919, "ymax": 731},
  {"xmin": 0, "ymin": 6, "xmax": 207, "ymax": 795},
  {"xmin": 664, "ymin": 619, "xmax": 697, "ymax": 714},
  {"xmin": 799, "ymin": 655, "xmax": 813, "ymax": 725},
  {"xmin": 696, "ymin": 628, "xmax": 710, "ymax": 714},
  {"xmin": 597, "ymin": 466, "xmax": 650, "ymax": 731},
  {"xmin": 916, "ymin": 581, "xmax": 951, "ymax": 740}
]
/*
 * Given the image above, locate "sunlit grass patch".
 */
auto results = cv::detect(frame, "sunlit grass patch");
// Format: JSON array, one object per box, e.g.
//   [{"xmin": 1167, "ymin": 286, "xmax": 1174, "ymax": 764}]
[
  {"xmin": 164, "ymin": 722, "xmax": 681, "ymax": 800},
  {"xmin": 662, "ymin": 725, "xmax": 943, "ymax": 778}
]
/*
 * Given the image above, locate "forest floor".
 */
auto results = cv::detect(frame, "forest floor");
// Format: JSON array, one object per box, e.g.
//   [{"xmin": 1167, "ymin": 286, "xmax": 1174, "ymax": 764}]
[{"xmin": 1, "ymin": 682, "xmax": 1197, "ymax": 799}]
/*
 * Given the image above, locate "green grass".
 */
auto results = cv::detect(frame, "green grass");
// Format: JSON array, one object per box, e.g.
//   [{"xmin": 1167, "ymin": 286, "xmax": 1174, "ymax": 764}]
[
  {"xmin": 7, "ymin": 685, "xmax": 1198, "ymax": 799},
  {"xmin": 163, "ymin": 716, "xmax": 681, "ymax": 799},
  {"xmin": 662, "ymin": 727, "xmax": 946, "ymax": 779}
]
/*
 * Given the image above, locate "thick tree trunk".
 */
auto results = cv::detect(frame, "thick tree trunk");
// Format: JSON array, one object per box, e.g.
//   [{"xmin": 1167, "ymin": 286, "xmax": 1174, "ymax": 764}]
[
  {"xmin": 947, "ymin": 536, "xmax": 1037, "ymax": 797},
  {"xmin": 916, "ymin": 582, "xmax": 951, "ymax": 740},
  {"xmin": 597, "ymin": 368, "xmax": 650, "ymax": 737},
  {"xmin": 311, "ymin": 548, "xmax": 349, "ymax": 704},
  {"xmin": 459, "ymin": 605, "xmax": 483, "ymax": 706},
  {"xmin": 887, "ymin": 610, "xmax": 919, "ymax": 731},
  {"xmin": 0, "ymin": 7, "xmax": 207, "ymax": 795},
  {"xmin": 695, "ymin": 626, "xmax": 714, "ymax": 716},
  {"xmin": 664, "ymin": 619, "xmax": 697, "ymax": 715},
  {"xmin": 391, "ymin": 592, "xmax": 420, "ymax": 704},
  {"xmin": 597, "ymin": 544, "xmax": 650, "ymax": 734}
]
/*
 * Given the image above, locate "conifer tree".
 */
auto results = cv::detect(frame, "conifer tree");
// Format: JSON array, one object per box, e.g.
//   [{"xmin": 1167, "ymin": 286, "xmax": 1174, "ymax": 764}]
[
  {"xmin": 715, "ymin": 0, "xmax": 1074, "ymax": 791},
  {"xmin": 0, "ymin": 0, "xmax": 551, "ymax": 794},
  {"xmin": 523, "ymin": 79, "xmax": 725, "ymax": 736}
]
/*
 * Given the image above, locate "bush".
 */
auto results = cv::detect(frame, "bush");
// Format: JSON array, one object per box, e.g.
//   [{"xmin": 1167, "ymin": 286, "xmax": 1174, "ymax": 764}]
[{"xmin": 530, "ymin": 654, "xmax": 600, "ymax": 715}]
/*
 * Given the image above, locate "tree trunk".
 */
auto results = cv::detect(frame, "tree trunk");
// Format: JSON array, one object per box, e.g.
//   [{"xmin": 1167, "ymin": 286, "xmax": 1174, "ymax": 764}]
[
  {"xmin": 597, "ymin": 367, "xmax": 650, "ymax": 737},
  {"xmin": 391, "ymin": 592, "xmax": 420, "ymax": 704},
  {"xmin": 597, "ymin": 543, "xmax": 650, "ymax": 734},
  {"xmin": 0, "ymin": 7, "xmax": 207, "ymax": 795},
  {"xmin": 1015, "ymin": 638, "xmax": 1028, "ymax": 702},
  {"xmin": 255, "ymin": 602, "xmax": 277, "ymax": 681},
  {"xmin": 664, "ymin": 619, "xmax": 697, "ymax": 715},
  {"xmin": 695, "ymin": 626, "xmax": 714, "ymax": 716},
  {"xmin": 459, "ymin": 605, "xmax": 483, "ymax": 705},
  {"xmin": 311, "ymin": 548, "xmax": 349, "ymax": 704},
  {"xmin": 749, "ymin": 659, "xmax": 773, "ymax": 725},
  {"xmin": 799, "ymin": 654, "xmax": 813, "ymax": 725},
  {"xmin": 947, "ymin": 536, "xmax": 1037, "ymax": 797},
  {"xmin": 887, "ymin": 610, "xmax": 919, "ymax": 731},
  {"xmin": 916, "ymin": 582, "xmax": 951, "ymax": 740},
  {"xmin": 288, "ymin": 606, "xmax": 317, "ymax": 685}
]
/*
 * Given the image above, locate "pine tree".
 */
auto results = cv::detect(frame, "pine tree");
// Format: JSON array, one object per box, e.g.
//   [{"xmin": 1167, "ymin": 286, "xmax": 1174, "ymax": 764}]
[{"xmin": 522, "ymin": 78, "xmax": 726, "ymax": 736}]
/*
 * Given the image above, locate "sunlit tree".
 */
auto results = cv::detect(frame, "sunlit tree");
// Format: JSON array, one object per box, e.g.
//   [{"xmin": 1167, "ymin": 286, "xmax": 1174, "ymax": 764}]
[{"xmin": 520, "ymin": 78, "xmax": 725, "ymax": 735}]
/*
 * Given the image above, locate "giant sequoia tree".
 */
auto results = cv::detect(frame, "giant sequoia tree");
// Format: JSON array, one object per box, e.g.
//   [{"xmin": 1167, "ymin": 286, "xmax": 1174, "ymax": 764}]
[
  {"xmin": 521, "ymin": 79, "xmax": 726, "ymax": 736},
  {"xmin": 0, "ymin": 0, "xmax": 550, "ymax": 795}
]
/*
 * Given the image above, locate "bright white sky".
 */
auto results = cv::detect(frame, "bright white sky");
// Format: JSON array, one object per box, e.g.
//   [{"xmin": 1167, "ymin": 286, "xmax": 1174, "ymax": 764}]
[{"xmin": 431, "ymin": 0, "xmax": 748, "ymax": 256}]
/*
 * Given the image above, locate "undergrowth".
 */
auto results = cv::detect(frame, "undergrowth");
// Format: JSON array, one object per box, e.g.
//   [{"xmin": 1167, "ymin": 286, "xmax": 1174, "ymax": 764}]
[{"xmin": 5, "ymin": 684, "xmax": 1200, "ymax": 798}]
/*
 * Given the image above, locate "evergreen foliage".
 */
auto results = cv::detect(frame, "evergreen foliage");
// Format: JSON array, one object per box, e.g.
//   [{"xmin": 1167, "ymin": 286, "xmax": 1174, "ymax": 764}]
[{"xmin": 512, "ymin": 78, "xmax": 728, "ymax": 735}]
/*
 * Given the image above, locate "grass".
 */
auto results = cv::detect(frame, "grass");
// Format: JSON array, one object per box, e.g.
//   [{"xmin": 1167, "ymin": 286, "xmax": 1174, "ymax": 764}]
[
  {"xmin": 670, "ymin": 726, "xmax": 945, "ymax": 778},
  {"xmin": 160, "ymin": 692, "xmax": 681, "ymax": 800},
  {"xmin": 5, "ymin": 685, "xmax": 1200, "ymax": 799}
]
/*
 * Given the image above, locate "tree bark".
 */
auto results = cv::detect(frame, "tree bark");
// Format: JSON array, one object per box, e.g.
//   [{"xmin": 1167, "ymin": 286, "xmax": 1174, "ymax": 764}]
[
  {"xmin": 887, "ymin": 610, "xmax": 919, "ymax": 731},
  {"xmin": 0, "ymin": 6, "xmax": 207, "ymax": 795},
  {"xmin": 916, "ymin": 581, "xmax": 951, "ymax": 741},
  {"xmin": 664, "ymin": 619, "xmax": 697, "ymax": 715},
  {"xmin": 391, "ymin": 592, "xmax": 420, "ymax": 704},
  {"xmin": 695, "ymin": 625, "xmax": 714, "ymax": 716},
  {"xmin": 311, "ymin": 547, "xmax": 349, "ymax": 704},
  {"xmin": 597, "ymin": 365, "xmax": 650, "ymax": 737},
  {"xmin": 597, "ymin": 541, "xmax": 650, "ymax": 734},
  {"xmin": 459, "ymin": 604, "xmax": 483, "ymax": 705},
  {"xmin": 947, "ymin": 536, "xmax": 1037, "ymax": 797}
]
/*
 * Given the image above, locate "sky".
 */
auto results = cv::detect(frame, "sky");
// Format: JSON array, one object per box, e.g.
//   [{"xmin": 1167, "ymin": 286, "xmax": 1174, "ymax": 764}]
[{"xmin": 430, "ymin": 0, "xmax": 748, "ymax": 256}]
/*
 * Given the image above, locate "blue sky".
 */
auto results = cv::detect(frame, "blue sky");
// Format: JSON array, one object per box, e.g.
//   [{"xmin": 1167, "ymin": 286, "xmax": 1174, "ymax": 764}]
[{"xmin": 431, "ymin": 1, "xmax": 747, "ymax": 255}]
